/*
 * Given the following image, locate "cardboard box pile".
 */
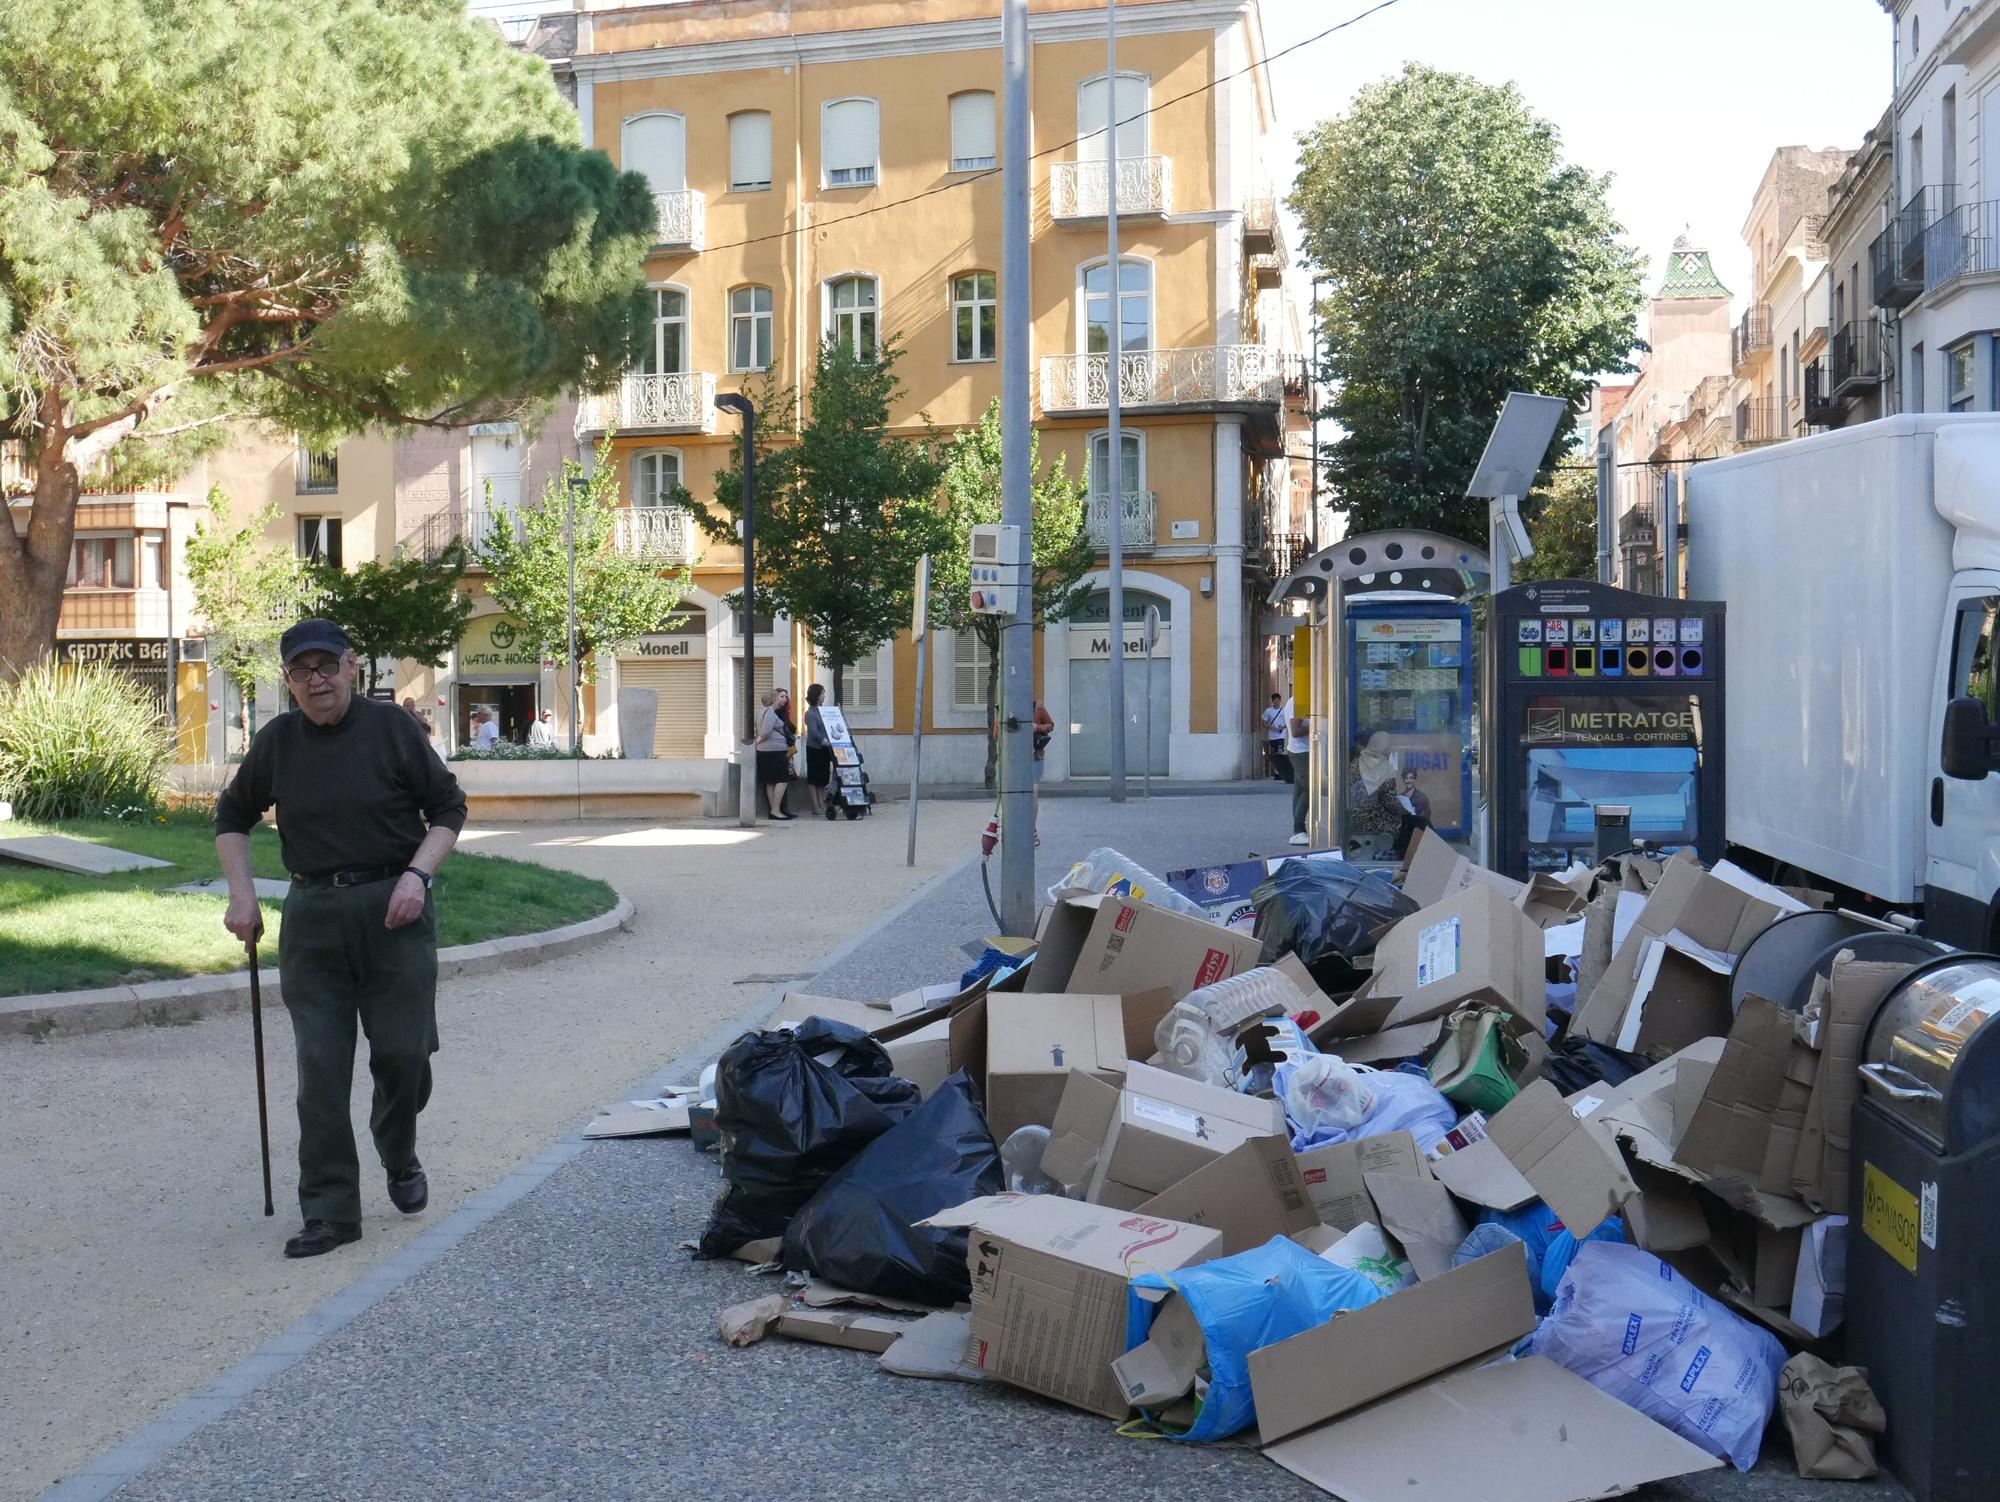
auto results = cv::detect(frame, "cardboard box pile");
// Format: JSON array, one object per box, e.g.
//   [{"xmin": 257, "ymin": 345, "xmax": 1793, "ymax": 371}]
[{"xmin": 689, "ymin": 835, "xmax": 1937, "ymax": 1499}]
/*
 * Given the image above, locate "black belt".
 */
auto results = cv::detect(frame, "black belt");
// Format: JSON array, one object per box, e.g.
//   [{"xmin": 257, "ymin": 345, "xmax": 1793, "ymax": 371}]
[{"xmin": 289, "ymin": 866, "xmax": 397, "ymax": 889}]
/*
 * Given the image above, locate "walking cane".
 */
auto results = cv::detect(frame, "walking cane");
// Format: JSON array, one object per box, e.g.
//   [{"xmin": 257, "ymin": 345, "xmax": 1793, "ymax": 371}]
[{"xmin": 246, "ymin": 927, "xmax": 275, "ymax": 1217}]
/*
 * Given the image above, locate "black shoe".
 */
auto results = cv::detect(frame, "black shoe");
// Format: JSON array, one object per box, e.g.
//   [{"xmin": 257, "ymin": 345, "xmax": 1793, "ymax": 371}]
[
  {"xmin": 387, "ymin": 1159, "xmax": 429, "ymax": 1215},
  {"xmin": 284, "ymin": 1219, "xmax": 362, "ymax": 1259}
]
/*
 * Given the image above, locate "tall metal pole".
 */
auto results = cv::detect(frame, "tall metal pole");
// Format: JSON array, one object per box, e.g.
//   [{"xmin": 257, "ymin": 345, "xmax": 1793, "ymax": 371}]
[
  {"xmin": 1309, "ymin": 280, "xmax": 1323, "ymax": 553},
  {"xmin": 1103, "ymin": 0, "xmax": 1128, "ymax": 803},
  {"xmin": 998, "ymin": 0, "xmax": 1036, "ymax": 935},
  {"xmin": 565, "ymin": 474, "xmax": 583, "ymax": 754},
  {"xmin": 1594, "ymin": 422, "xmax": 1614, "ymax": 584},
  {"xmin": 716, "ymin": 393, "xmax": 758, "ymax": 826},
  {"xmin": 1660, "ymin": 469, "xmax": 1680, "ymax": 599},
  {"xmin": 906, "ymin": 554, "xmax": 929, "ymax": 867}
]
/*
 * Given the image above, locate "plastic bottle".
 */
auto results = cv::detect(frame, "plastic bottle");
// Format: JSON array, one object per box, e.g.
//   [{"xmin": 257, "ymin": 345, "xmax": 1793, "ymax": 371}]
[
  {"xmin": 999, "ymin": 1124, "xmax": 1063, "ymax": 1195},
  {"xmin": 1233, "ymin": 1013, "xmax": 1315, "ymax": 1097},
  {"xmin": 1045, "ymin": 847, "xmax": 1214, "ymax": 921},
  {"xmin": 1151, "ymin": 967, "xmax": 1300, "ymax": 1085}
]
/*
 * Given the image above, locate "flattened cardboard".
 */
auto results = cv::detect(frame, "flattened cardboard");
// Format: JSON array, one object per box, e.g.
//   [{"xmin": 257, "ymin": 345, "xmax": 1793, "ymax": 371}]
[
  {"xmin": 1617, "ymin": 933, "xmax": 1738, "ymax": 1055},
  {"xmin": 1248, "ymin": 1241, "xmax": 1536, "ymax": 1443},
  {"xmin": 1572, "ymin": 851, "xmax": 1788, "ymax": 1045},
  {"xmin": 1798, "ymin": 957, "xmax": 1908, "ymax": 1213},
  {"xmin": 1136, "ymin": 1135, "xmax": 1318, "ymax": 1254},
  {"xmin": 1264, "ymin": 1355, "xmax": 1721, "ymax": 1502},
  {"xmin": 775, "ymin": 1307, "xmax": 910, "ymax": 1353},
  {"xmin": 1429, "ymin": 1080, "xmax": 1635, "ymax": 1235},
  {"xmin": 982, "ymin": 989, "xmax": 1174, "ymax": 1143},
  {"xmin": 582, "ymin": 1094, "xmax": 695, "ymax": 1138},
  {"xmin": 1328, "ymin": 1018, "xmax": 1445, "ymax": 1065},
  {"xmin": 917, "ymin": 1193, "xmax": 1222, "ymax": 1418},
  {"xmin": 1398, "ymin": 828, "xmax": 1526, "ymax": 908},
  {"xmin": 1294, "ymin": 1131, "xmax": 1427, "ymax": 1231},
  {"xmin": 1362, "ymin": 1170, "xmax": 1468, "ymax": 1281},
  {"xmin": 1029, "ymin": 894, "xmax": 1262, "ymax": 1000},
  {"xmin": 1674, "ymin": 996, "xmax": 1796, "ymax": 1184},
  {"xmin": 877, "ymin": 1310, "xmax": 989, "ymax": 1382},
  {"xmin": 1622, "ymin": 1162, "xmax": 1711, "ymax": 1253},
  {"xmin": 1518, "ymin": 873, "xmax": 1589, "ymax": 930},
  {"xmin": 1112, "ymin": 1292, "xmax": 1206, "ymax": 1407},
  {"xmin": 1088, "ymin": 1061, "xmax": 1287, "ymax": 1208},
  {"xmin": 1367, "ymin": 885, "xmax": 1546, "ymax": 1037}
]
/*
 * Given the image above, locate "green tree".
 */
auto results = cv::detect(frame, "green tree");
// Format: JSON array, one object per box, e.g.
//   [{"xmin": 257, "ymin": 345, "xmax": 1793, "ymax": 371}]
[
  {"xmin": 930, "ymin": 400, "xmax": 1094, "ymax": 787},
  {"xmin": 1291, "ymin": 65, "xmax": 1643, "ymax": 543},
  {"xmin": 697, "ymin": 340, "xmax": 948, "ymax": 704},
  {"xmin": 1516, "ymin": 465, "xmax": 1599, "ymax": 583},
  {"xmin": 476, "ymin": 438, "xmax": 692, "ymax": 684},
  {"xmin": 0, "ymin": 0, "xmax": 657, "ymax": 680},
  {"xmin": 310, "ymin": 548, "xmax": 476, "ymax": 695},
  {"xmin": 182, "ymin": 491, "xmax": 311, "ymax": 741}
]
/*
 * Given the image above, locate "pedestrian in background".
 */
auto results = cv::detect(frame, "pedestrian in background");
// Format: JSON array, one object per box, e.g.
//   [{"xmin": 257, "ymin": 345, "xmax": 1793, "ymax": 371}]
[
  {"xmin": 1285, "ymin": 694, "xmax": 1311, "ymax": 845},
  {"xmin": 528, "ymin": 709, "xmax": 558, "ymax": 750},
  {"xmin": 803, "ymin": 683, "xmax": 832, "ymax": 817},
  {"xmin": 214, "ymin": 619, "xmax": 466, "ymax": 1259},
  {"xmin": 472, "ymin": 710, "xmax": 500, "ymax": 750},
  {"xmin": 1262, "ymin": 693, "xmax": 1290, "ymax": 782},
  {"xmin": 756, "ymin": 687, "xmax": 796, "ymax": 822}
]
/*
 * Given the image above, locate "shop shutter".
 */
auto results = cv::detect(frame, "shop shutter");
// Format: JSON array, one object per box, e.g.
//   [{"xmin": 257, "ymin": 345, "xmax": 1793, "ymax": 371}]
[{"xmin": 617, "ymin": 659, "xmax": 706, "ymax": 757}]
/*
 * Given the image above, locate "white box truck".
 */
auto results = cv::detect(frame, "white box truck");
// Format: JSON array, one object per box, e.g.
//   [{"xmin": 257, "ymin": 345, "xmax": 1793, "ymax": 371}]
[{"xmin": 1684, "ymin": 414, "xmax": 2000, "ymax": 948}]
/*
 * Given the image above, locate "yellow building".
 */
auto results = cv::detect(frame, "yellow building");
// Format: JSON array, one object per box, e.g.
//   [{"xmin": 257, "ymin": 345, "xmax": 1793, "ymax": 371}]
[{"xmin": 416, "ymin": 0, "xmax": 1307, "ymax": 784}]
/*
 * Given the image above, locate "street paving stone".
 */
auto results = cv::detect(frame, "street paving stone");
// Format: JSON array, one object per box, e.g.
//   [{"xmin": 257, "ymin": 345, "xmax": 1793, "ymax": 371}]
[
  {"xmin": 103, "ymin": 790, "xmax": 1907, "ymax": 1501},
  {"xmin": 0, "ymin": 834, "xmax": 172, "ymax": 876}
]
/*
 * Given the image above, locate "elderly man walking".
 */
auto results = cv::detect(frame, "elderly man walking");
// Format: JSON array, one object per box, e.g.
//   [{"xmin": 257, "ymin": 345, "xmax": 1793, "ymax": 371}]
[{"xmin": 215, "ymin": 619, "xmax": 468, "ymax": 1259}]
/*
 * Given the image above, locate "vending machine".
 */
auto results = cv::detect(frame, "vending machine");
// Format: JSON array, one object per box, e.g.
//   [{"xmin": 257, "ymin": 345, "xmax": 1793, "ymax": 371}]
[
  {"xmin": 1489, "ymin": 580, "xmax": 1727, "ymax": 876},
  {"xmin": 1346, "ymin": 597, "xmax": 1475, "ymax": 854}
]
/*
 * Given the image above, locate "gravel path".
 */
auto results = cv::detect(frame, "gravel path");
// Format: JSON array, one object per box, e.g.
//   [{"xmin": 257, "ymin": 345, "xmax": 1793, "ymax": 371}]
[
  {"xmin": 1, "ymin": 800, "xmax": 987, "ymax": 1502},
  {"xmin": 14, "ymin": 786, "xmax": 1907, "ymax": 1502}
]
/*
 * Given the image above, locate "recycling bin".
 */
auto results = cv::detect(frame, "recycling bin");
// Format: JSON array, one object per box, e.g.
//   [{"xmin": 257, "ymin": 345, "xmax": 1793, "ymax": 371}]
[{"xmin": 1847, "ymin": 954, "xmax": 2000, "ymax": 1502}]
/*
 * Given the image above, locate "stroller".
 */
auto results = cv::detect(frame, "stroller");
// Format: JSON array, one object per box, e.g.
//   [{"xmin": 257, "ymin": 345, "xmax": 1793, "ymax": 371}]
[{"xmin": 819, "ymin": 705, "xmax": 874, "ymax": 821}]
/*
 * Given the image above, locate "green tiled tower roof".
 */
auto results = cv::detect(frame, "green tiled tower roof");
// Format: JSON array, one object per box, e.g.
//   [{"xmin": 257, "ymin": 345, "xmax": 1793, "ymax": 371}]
[{"xmin": 1657, "ymin": 232, "xmax": 1729, "ymax": 300}]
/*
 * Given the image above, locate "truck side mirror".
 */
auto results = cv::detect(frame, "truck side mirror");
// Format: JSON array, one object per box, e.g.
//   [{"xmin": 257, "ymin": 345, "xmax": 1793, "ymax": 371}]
[{"xmin": 1941, "ymin": 697, "xmax": 2000, "ymax": 781}]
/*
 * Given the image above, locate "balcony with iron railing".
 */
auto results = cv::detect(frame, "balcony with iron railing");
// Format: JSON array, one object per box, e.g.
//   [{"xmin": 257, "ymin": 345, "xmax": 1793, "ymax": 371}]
[
  {"xmin": 1040, "ymin": 345, "xmax": 1284, "ymax": 413},
  {"xmin": 1803, "ymin": 363, "xmax": 1840, "ymax": 426},
  {"xmin": 397, "ymin": 503, "xmax": 523, "ymax": 565},
  {"xmin": 1924, "ymin": 197, "xmax": 2000, "ymax": 297},
  {"xmin": 650, "ymin": 190, "xmax": 706, "ymax": 253},
  {"xmin": 576, "ymin": 371, "xmax": 719, "ymax": 435},
  {"xmin": 1050, "ymin": 156, "xmax": 1173, "ymax": 221},
  {"xmin": 1243, "ymin": 197, "xmax": 1279, "ymax": 255},
  {"xmin": 1084, "ymin": 491, "xmax": 1156, "ymax": 552},
  {"xmin": 612, "ymin": 505, "xmax": 700, "ymax": 565},
  {"xmin": 1831, "ymin": 320, "xmax": 1883, "ymax": 396},
  {"xmin": 1872, "ymin": 184, "xmax": 1955, "ymax": 308},
  {"xmin": 1734, "ymin": 399, "xmax": 1784, "ymax": 446},
  {"xmin": 1731, "ymin": 305, "xmax": 1772, "ymax": 373}
]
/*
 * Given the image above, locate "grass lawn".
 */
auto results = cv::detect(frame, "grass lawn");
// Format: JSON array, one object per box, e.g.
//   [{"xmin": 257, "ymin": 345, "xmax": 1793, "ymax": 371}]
[{"xmin": 0, "ymin": 811, "xmax": 618, "ymax": 997}]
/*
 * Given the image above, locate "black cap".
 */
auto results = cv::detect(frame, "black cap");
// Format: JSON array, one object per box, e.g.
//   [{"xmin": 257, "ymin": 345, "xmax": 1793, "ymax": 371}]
[{"xmin": 280, "ymin": 618, "xmax": 350, "ymax": 663}]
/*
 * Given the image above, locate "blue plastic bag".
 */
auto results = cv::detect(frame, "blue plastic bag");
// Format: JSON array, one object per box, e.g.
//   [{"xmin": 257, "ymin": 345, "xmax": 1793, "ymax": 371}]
[
  {"xmin": 1279, "ymin": 1060, "xmax": 1459, "ymax": 1152},
  {"xmin": 1124, "ymin": 1235, "xmax": 1385, "ymax": 1442},
  {"xmin": 1525, "ymin": 1241, "xmax": 1787, "ymax": 1470},
  {"xmin": 1472, "ymin": 1201, "xmax": 1625, "ymax": 1312}
]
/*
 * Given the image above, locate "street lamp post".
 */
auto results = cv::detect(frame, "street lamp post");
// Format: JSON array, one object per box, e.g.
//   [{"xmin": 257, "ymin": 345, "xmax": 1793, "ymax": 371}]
[
  {"xmin": 564, "ymin": 473, "xmax": 586, "ymax": 755},
  {"xmin": 715, "ymin": 392, "xmax": 758, "ymax": 826}
]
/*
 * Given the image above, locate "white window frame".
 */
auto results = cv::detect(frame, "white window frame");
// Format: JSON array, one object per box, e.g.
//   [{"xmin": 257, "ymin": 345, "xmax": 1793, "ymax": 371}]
[
  {"xmin": 727, "ymin": 110, "xmax": 772, "ymax": 193},
  {"xmin": 631, "ymin": 448, "xmax": 685, "ymax": 508},
  {"xmin": 1077, "ymin": 255, "xmax": 1154, "ymax": 357},
  {"xmin": 729, "ymin": 285, "xmax": 774, "ymax": 373},
  {"xmin": 930, "ymin": 626, "xmax": 993, "ymax": 729},
  {"xmin": 949, "ymin": 271, "xmax": 997, "ymax": 363},
  {"xmin": 824, "ymin": 273, "xmax": 881, "ymax": 361},
  {"xmin": 1949, "ymin": 339, "xmax": 1979, "ymax": 412},
  {"xmin": 1076, "ymin": 71, "xmax": 1151, "ymax": 162},
  {"xmin": 817, "ymin": 644, "xmax": 893, "ymax": 730},
  {"xmin": 620, "ymin": 110, "xmax": 688, "ymax": 195},
  {"xmin": 643, "ymin": 284, "xmax": 691, "ymax": 376},
  {"xmin": 296, "ymin": 515, "xmax": 342, "ymax": 568},
  {"xmin": 948, "ymin": 90, "xmax": 997, "ymax": 172},
  {"xmin": 821, "ymin": 96, "xmax": 880, "ymax": 189},
  {"xmin": 1086, "ymin": 427, "xmax": 1146, "ymax": 499}
]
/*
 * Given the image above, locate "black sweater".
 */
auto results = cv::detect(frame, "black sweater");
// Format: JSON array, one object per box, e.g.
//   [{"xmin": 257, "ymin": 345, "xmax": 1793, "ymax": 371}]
[{"xmin": 214, "ymin": 696, "xmax": 468, "ymax": 878}]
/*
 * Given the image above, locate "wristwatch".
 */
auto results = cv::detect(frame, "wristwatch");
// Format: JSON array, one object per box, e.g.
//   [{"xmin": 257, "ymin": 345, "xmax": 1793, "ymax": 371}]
[{"xmin": 403, "ymin": 866, "xmax": 433, "ymax": 891}]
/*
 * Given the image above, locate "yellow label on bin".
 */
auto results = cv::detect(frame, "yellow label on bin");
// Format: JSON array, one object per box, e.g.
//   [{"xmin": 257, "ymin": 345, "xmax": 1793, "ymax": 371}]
[{"xmin": 1862, "ymin": 1163, "xmax": 1921, "ymax": 1273}]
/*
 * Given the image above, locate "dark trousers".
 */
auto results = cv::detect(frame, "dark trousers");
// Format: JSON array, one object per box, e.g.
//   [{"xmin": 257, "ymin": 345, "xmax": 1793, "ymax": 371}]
[
  {"xmin": 279, "ymin": 879, "xmax": 439, "ymax": 1224},
  {"xmin": 1268, "ymin": 741, "xmax": 1291, "ymax": 781},
  {"xmin": 1289, "ymin": 752, "xmax": 1311, "ymax": 833}
]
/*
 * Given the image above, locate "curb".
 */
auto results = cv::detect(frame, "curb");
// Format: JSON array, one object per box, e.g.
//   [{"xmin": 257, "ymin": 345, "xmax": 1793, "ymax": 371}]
[
  {"xmin": 37, "ymin": 848, "xmax": 979, "ymax": 1502},
  {"xmin": 0, "ymin": 897, "xmax": 636, "ymax": 1045}
]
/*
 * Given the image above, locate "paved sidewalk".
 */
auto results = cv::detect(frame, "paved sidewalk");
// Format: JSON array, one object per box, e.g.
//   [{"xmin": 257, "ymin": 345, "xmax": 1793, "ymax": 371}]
[{"xmin": 42, "ymin": 789, "xmax": 1906, "ymax": 1502}]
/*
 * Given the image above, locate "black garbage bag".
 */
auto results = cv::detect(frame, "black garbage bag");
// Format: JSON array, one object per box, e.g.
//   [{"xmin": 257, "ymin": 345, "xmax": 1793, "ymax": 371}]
[
  {"xmin": 697, "ymin": 1017, "xmax": 921, "ymax": 1258},
  {"xmin": 1252, "ymin": 856, "xmax": 1418, "ymax": 993},
  {"xmin": 781, "ymin": 1069, "xmax": 1003, "ymax": 1306},
  {"xmin": 1538, "ymin": 1035, "xmax": 1649, "ymax": 1095}
]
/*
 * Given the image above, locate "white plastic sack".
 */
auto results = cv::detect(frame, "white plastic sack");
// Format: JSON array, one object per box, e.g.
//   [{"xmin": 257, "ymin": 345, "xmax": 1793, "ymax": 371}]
[
  {"xmin": 1526, "ymin": 1241, "xmax": 1788, "ymax": 1471},
  {"xmin": 1279, "ymin": 1060, "xmax": 1458, "ymax": 1153},
  {"xmin": 1275, "ymin": 1055, "xmax": 1376, "ymax": 1137},
  {"xmin": 1047, "ymin": 847, "xmax": 1212, "ymax": 921}
]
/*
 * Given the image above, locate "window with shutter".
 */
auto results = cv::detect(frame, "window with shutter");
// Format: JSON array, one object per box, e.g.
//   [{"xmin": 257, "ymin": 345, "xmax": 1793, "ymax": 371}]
[
  {"xmin": 950, "ymin": 92, "xmax": 996, "ymax": 171},
  {"xmin": 1077, "ymin": 73, "xmax": 1148, "ymax": 161},
  {"xmin": 842, "ymin": 651, "xmax": 880, "ymax": 712},
  {"xmin": 729, "ymin": 111, "xmax": 772, "ymax": 191},
  {"xmin": 621, "ymin": 113, "xmax": 687, "ymax": 194},
  {"xmin": 951, "ymin": 631, "xmax": 991, "ymax": 711},
  {"xmin": 823, "ymin": 98, "xmax": 879, "ymax": 187}
]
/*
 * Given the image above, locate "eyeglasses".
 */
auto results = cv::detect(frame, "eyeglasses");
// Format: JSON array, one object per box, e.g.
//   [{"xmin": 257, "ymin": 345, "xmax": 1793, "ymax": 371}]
[{"xmin": 285, "ymin": 661, "xmax": 343, "ymax": 684}]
